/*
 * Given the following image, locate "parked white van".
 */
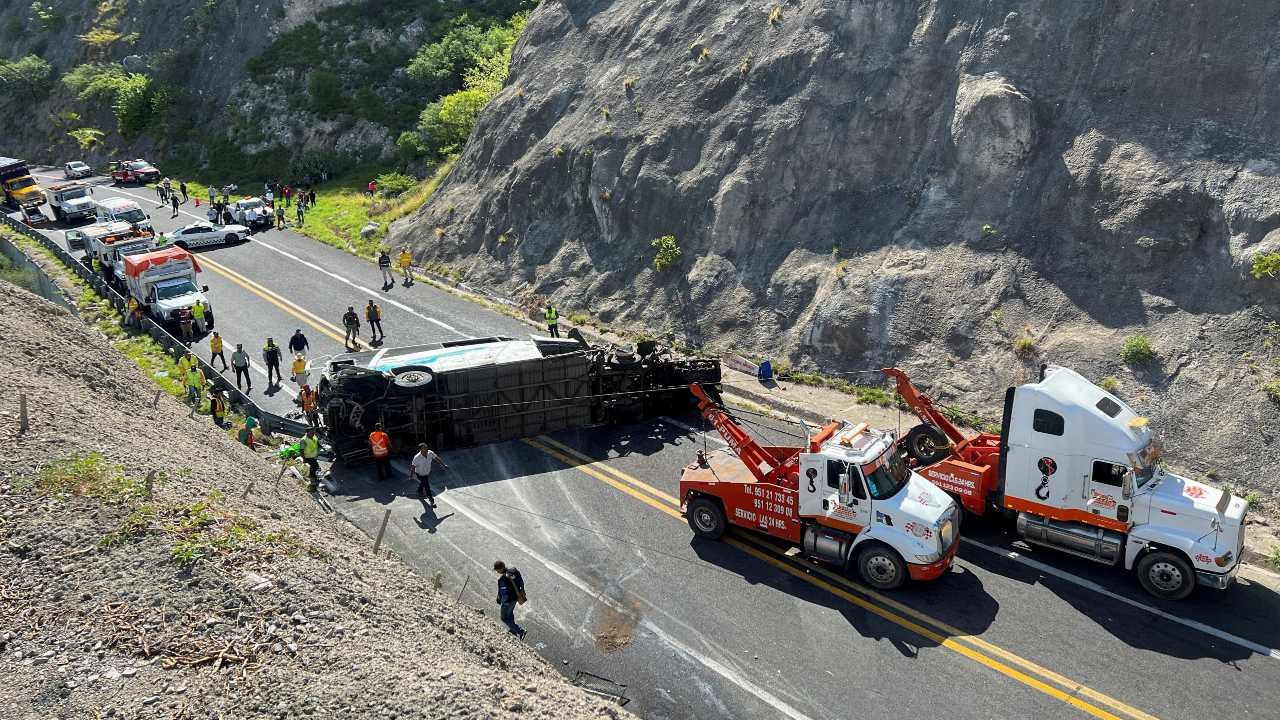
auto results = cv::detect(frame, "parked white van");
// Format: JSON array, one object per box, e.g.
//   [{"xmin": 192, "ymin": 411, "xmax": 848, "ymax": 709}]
[{"xmin": 94, "ymin": 196, "xmax": 154, "ymax": 236}]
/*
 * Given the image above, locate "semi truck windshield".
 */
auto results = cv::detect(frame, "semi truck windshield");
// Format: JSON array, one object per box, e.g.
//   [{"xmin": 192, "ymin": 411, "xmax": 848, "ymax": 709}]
[{"xmin": 862, "ymin": 450, "xmax": 910, "ymax": 500}]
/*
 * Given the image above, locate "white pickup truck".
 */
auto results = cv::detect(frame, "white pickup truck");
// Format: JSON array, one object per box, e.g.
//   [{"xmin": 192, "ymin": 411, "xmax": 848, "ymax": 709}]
[{"xmin": 122, "ymin": 246, "xmax": 213, "ymax": 327}]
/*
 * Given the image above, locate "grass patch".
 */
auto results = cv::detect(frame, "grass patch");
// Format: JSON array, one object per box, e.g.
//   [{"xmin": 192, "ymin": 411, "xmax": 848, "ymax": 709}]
[
  {"xmin": 1099, "ymin": 376, "xmax": 1121, "ymax": 394},
  {"xmin": 101, "ymin": 490, "xmax": 299, "ymax": 566},
  {"xmin": 1263, "ymin": 380, "xmax": 1280, "ymax": 403},
  {"xmin": 768, "ymin": 5, "xmax": 782, "ymax": 24},
  {"xmin": 17, "ymin": 452, "xmax": 147, "ymax": 505},
  {"xmin": 285, "ymin": 158, "xmax": 455, "ymax": 259},
  {"xmin": 1013, "ymin": 333, "xmax": 1036, "ymax": 355},
  {"xmin": 0, "ymin": 253, "xmax": 41, "ymax": 293},
  {"xmin": 1121, "ymin": 334, "xmax": 1157, "ymax": 366},
  {"xmin": 1252, "ymin": 252, "xmax": 1280, "ymax": 279},
  {"xmin": 569, "ymin": 312, "xmax": 589, "ymax": 326},
  {"xmin": 1267, "ymin": 547, "xmax": 1280, "ymax": 572}
]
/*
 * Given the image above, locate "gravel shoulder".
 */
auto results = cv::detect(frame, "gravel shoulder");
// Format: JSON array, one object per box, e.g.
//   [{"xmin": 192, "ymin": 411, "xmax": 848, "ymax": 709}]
[{"xmin": 0, "ymin": 277, "xmax": 631, "ymax": 719}]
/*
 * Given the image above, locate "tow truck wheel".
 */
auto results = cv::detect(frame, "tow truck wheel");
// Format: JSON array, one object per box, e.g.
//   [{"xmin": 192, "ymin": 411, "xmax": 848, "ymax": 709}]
[
  {"xmin": 856, "ymin": 544, "xmax": 907, "ymax": 590},
  {"xmin": 687, "ymin": 497, "xmax": 726, "ymax": 540},
  {"xmin": 1136, "ymin": 550, "xmax": 1195, "ymax": 601},
  {"xmin": 904, "ymin": 423, "xmax": 949, "ymax": 465}
]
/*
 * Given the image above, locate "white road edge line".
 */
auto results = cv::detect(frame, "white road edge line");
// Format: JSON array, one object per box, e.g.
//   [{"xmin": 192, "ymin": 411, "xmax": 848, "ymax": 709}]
[
  {"xmin": 962, "ymin": 538, "xmax": 1280, "ymax": 660},
  {"xmin": 437, "ymin": 486, "xmax": 817, "ymax": 720},
  {"xmin": 251, "ymin": 237, "xmax": 469, "ymax": 337},
  {"xmin": 660, "ymin": 417, "xmax": 1280, "ymax": 662},
  {"xmin": 91, "ymin": 182, "xmax": 471, "ymax": 338}
]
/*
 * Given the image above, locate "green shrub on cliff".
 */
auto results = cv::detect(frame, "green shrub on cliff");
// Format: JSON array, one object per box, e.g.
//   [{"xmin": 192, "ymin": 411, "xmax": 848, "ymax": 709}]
[{"xmin": 1253, "ymin": 252, "xmax": 1280, "ymax": 279}]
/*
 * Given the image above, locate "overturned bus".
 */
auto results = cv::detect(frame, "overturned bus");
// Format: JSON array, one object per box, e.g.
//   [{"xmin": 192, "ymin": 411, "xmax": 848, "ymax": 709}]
[{"xmin": 318, "ymin": 331, "xmax": 721, "ymax": 462}]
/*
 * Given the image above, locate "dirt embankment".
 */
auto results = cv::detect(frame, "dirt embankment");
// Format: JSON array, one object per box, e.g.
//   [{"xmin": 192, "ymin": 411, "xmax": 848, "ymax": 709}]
[{"xmin": 0, "ymin": 277, "xmax": 629, "ymax": 719}]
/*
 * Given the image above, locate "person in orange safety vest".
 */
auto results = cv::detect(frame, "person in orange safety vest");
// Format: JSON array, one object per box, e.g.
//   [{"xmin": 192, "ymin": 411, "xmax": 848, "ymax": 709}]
[{"xmin": 369, "ymin": 422, "xmax": 392, "ymax": 481}]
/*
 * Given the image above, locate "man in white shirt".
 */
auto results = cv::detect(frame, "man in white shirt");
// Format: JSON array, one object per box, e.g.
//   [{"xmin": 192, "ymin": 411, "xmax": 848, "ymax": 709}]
[{"xmin": 409, "ymin": 443, "xmax": 448, "ymax": 506}]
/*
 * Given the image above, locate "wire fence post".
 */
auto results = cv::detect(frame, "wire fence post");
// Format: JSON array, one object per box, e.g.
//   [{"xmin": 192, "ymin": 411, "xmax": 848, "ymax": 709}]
[
  {"xmin": 372, "ymin": 508, "xmax": 392, "ymax": 553},
  {"xmin": 19, "ymin": 393, "xmax": 29, "ymax": 432}
]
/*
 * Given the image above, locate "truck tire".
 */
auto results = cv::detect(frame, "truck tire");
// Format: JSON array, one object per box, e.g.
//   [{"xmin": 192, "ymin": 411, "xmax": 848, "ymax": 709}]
[
  {"xmin": 1136, "ymin": 550, "xmax": 1195, "ymax": 601},
  {"xmin": 904, "ymin": 423, "xmax": 949, "ymax": 465},
  {"xmin": 687, "ymin": 497, "xmax": 726, "ymax": 540},
  {"xmin": 855, "ymin": 544, "xmax": 907, "ymax": 591},
  {"xmin": 224, "ymin": 233, "xmax": 238, "ymax": 245},
  {"xmin": 391, "ymin": 365, "xmax": 434, "ymax": 391}
]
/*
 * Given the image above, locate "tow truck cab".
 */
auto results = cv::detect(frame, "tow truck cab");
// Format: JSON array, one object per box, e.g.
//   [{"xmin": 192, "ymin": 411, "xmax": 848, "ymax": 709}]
[
  {"xmin": 1002, "ymin": 366, "xmax": 1247, "ymax": 599},
  {"xmin": 680, "ymin": 393, "xmax": 961, "ymax": 591}
]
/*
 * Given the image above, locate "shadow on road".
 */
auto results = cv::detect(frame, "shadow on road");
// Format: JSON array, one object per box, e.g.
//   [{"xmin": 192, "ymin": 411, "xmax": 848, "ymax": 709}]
[
  {"xmin": 689, "ymin": 533, "xmax": 999, "ymax": 658},
  {"xmin": 957, "ymin": 515, "xmax": 1273, "ymax": 663}
]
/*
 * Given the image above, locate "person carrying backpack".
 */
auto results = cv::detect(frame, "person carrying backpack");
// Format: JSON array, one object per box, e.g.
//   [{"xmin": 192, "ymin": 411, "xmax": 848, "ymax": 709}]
[{"xmin": 493, "ymin": 560, "xmax": 526, "ymax": 636}]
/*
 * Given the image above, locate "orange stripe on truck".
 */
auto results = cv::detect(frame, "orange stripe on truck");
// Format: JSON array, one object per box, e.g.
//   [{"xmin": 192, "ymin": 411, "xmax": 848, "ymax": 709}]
[{"xmin": 1004, "ymin": 496, "xmax": 1130, "ymax": 533}]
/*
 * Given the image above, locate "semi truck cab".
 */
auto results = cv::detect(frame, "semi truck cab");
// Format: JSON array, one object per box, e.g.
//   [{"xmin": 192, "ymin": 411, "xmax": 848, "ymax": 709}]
[{"xmin": 1003, "ymin": 366, "xmax": 1247, "ymax": 598}]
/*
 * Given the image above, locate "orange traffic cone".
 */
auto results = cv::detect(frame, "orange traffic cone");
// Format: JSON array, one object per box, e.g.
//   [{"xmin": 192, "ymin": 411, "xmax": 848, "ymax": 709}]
[{"xmin": 194, "ymin": 197, "xmax": 201, "ymax": 207}]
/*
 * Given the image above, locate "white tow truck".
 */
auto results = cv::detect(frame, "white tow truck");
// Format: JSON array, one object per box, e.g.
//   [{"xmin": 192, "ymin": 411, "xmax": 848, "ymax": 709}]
[{"xmin": 122, "ymin": 246, "xmax": 213, "ymax": 327}]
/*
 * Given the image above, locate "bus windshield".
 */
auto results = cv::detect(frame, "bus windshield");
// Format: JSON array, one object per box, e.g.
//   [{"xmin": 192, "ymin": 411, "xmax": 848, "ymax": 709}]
[{"xmin": 861, "ymin": 450, "xmax": 911, "ymax": 501}]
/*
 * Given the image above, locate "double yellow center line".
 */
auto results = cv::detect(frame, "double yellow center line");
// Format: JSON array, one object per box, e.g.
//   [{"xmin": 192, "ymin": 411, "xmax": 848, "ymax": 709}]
[
  {"xmin": 523, "ymin": 435, "xmax": 1159, "ymax": 720},
  {"xmin": 198, "ymin": 254, "xmax": 371, "ymax": 351}
]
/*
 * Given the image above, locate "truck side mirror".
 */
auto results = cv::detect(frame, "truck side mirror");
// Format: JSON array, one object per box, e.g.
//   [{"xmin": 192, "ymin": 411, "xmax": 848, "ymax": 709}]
[
  {"xmin": 1122, "ymin": 471, "xmax": 1134, "ymax": 500},
  {"xmin": 839, "ymin": 473, "xmax": 855, "ymax": 505}
]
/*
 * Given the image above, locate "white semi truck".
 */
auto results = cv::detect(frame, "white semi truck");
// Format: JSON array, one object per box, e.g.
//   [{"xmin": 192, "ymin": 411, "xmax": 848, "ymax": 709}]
[
  {"xmin": 122, "ymin": 247, "xmax": 213, "ymax": 327},
  {"xmin": 888, "ymin": 365, "xmax": 1248, "ymax": 600}
]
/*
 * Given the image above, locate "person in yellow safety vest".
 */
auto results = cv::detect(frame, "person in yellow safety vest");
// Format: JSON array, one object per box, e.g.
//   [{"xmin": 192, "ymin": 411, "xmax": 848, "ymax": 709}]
[
  {"xmin": 185, "ymin": 364, "xmax": 206, "ymax": 408},
  {"xmin": 291, "ymin": 353, "xmax": 309, "ymax": 388},
  {"xmin": 544, "ymin": 303, "xmax": 559, "ymax": 338},
  {"xmin": 300, "ymin": 384, "xmax": 320, "ymax": 427},
  {"xmin": 302, "ymin": 428, "xmax": 321, "ymax": 491},
  {"xmin": 209, "ymin": 331, "xmax": 227, "ymax": 371},
  {"xmin": 398, "ymin": 247, "xmax": 414, "ymax": 286},
  {"xmin": 369, "ymin": 422, "xmax": 392, "ymax": 481},
  {"xmin": 176, "ymin": 351, "xmax": 192, "ymax": 377},
  {"xmin": 365, "ymin": 300, "xmax": 384, "ymax": 344},
  {"xmin": 191, "ymin": 299, "xmax": 207, "ymax": 334},
  {"xmin": 209, "ymin": 389, "xmax": 227, "ymax": 428}
]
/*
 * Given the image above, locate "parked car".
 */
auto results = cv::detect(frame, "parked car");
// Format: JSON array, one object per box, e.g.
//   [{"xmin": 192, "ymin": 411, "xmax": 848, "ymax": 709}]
[
  {"xmin": 230, "ymin": 196, "xmax": 272, "ymax": 230},
  {"xmin": 64, "ymin": 161, "xmax": 93, "ymax": 179},
  {"xmin": 161, "ymin": 221, "xmax": 250, "ymax": 249},
  {"xmin": 109, "ymin": 159, "xmax": 160, "ymax": 185}
]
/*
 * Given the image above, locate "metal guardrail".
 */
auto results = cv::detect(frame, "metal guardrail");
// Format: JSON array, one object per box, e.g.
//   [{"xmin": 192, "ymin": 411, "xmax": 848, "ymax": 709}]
[{"xmin": 0, "ymin": 213, "xmax": 308, "ymax": 438}]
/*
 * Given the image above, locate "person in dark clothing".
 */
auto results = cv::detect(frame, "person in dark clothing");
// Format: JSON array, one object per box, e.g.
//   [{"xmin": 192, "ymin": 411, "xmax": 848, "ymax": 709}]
[
  {"xmin": 493, "ymin": 561, "xmax": 526, "ymax": 636},
  {"xmin": 262, "ymin": 337, "xmax": 283, "ymax": 386},
  {"xmin": 342, "ymin": 306, "xmax": 361, "ymax": 350},
  {"xmin": 308, "ymin": 189, "xmax": 317, "ymax": 207},
  {"xmin": 170, "ymin": 192, "xmax": 180, "ymax": 217},
  {"xmin": 287, "ymin": 328, "xmax": 309, "ymax": 355},
  {"xmin": 180, "ymin": 181, "xmax": 188, "ymax": 203}
]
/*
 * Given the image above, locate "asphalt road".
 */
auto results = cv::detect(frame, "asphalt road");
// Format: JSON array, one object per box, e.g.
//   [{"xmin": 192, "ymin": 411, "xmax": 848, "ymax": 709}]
[{"xmin": 17, "ymin": 169, "xmax": 1280, "ymax": 720}]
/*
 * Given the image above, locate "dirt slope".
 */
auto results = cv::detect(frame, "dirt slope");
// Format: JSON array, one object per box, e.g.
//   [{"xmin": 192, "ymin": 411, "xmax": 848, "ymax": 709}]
[
  {"xmin": 393, "ymin": 0, "xmax": 1280, "ymax": 496},
  {"xmin": 0, "ymin": 278, "xmax": 629, "ymax": 719}
]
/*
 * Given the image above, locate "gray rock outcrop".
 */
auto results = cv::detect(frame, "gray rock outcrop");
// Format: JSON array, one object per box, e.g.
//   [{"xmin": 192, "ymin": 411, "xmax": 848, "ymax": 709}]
[{"xmin": 395, "ymin": 0, "xmax": 1280, "ymax": 492}]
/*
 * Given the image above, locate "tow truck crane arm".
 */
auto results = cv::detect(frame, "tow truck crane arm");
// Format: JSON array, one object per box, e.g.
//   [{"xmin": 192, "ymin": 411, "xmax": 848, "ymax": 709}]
[
  {"xmin": 880, "ymin": 368, "xmax": 967, "ymax": 446},
  {"xmin": 690, "ymin": 384, "xmax": 840, "ymax": 486}
]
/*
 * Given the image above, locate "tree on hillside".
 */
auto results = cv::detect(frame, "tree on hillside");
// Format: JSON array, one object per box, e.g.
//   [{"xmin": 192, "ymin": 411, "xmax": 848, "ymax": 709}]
[{"xmin": 0, "ymin": 55, "xmax": 53, "ymax": 99}]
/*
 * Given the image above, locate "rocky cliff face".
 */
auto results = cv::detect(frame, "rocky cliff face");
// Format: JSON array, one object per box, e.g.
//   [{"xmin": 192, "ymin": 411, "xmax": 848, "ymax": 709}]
[{"xmin": 393, "ymin": 0, "xmax": 1280, "ymax": 492}]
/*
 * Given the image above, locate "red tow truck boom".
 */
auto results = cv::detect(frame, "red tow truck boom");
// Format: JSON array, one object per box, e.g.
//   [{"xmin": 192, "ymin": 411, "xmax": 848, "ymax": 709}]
[{"xmin": 881, "ymin": 368, "xmax": 1003, "ymax": 516}]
